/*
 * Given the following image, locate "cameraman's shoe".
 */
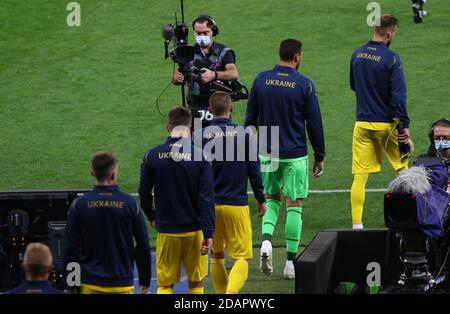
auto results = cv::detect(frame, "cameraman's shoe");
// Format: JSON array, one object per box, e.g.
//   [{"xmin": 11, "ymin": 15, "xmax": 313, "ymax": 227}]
[
  {"xmin": 283, "ymin": 261, "xmax": 295, "ymax": 280},
  {"xmin": 260, "ymin": 240, "xmax": 273, "ymax": 276},
  {"xmin": 412, "ymin": 3, "xmax": 428, "ymax": 24},
  {"xmin": 412, "ymin": 4, "xmax": 422, "ymax": 23}
]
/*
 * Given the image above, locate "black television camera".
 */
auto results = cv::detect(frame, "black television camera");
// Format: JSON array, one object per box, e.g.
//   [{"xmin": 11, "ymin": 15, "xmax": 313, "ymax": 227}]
[
  {"xmin": 383, "ymin": 163, "xmax": 450, "ymax": 293},
  {"xmin": 161, "ymin": 0, "xmax": 248, "ymax": 108}
]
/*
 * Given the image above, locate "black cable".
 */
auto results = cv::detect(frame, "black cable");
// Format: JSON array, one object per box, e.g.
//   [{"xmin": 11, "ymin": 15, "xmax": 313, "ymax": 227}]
[
  {"xmin": 436, "ymin": 241, "xmax": 450, "ymax": 278},
  {"xmin": 155, "ymin": 63, "xmax": 176, "ymax": 117}
]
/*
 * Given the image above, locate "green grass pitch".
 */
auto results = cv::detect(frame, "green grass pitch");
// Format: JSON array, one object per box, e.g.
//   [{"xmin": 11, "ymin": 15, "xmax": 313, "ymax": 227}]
[{"xmin": 1, "ymin": 0, "xmax": 449, "ymax": 293}]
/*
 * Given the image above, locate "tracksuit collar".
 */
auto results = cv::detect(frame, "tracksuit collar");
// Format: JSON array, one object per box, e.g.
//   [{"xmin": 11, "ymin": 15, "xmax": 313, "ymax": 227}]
[{"xmin": 93, "ymin": 185, "xmax": 119, "ymax": 192}]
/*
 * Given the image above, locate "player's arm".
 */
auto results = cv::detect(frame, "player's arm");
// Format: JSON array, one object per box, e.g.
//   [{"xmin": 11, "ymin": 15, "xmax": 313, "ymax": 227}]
[
  {"xmin": 244, "ymin": 79, "xmax": 259, "ymax": 128},
  {"xmin": 63, "ymin": 199, "xmax": 80, "ymax": 265},
  {"xmin": 138, "ymin": 152, "xmax": 156, "ymax": 223},
  {"xmin": 63, "ymin": 199, "xmax": 81, "ymax": 293},
  {"xmin": 197, "ymin": 159, "xmax": 215, "ymax": 252},
  {"xmin": 304, "ymin": 81, "xmax": 326, "ymax": 177},
  {"xmin": 245, "ymin": 132, "xmax": 266, "ymax": 217},
  {"xmin": 349, "ymin": 53, "xmax": 356, "ymax": 91},
  {"xmin": 131, "ymin": 199, "xmax": 152, "ymax": 292},
  {"xmin": 390, "ymin": 55, "xmax": 410, "ymax": 130}
]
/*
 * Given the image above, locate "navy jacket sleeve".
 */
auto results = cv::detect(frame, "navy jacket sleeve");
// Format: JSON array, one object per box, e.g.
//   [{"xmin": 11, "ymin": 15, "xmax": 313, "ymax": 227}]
[
  {"xmin": 63, "ymin": 199, "xmax": 80, "ymax": 271},
  {"xmin": 131, "ymin": 200, "xmax": 152, "ymax": 287},
  {"xmin": 138, "ymin": 153, "xmax": 155, "ymax": 221},
  {"xmin": 244, "ymin": 78, "xmax": 259, "ymax": 128},
  {"xmin": 246, "ymin": 133, "xmax": 265, "ymax": 204},
  {"xmin": 350, "ymin": 54, "xmax": 355, "ymax": 91},
  {"xmin": 304, "ymin": 81, "xmax": 326, "ymax": 162},
  {"xmin": 197, "ymin": 159, "xmax": 215, "ymax": 239},
  {"xmin": 390, "ymin": 54, "xmax": 409, "ymax": 128}
]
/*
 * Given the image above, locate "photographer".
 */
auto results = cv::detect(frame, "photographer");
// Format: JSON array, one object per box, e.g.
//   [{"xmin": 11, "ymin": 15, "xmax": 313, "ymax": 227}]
[{"xmin": 172, "ymin": 15, "xmax": 239, "ymax": 127}]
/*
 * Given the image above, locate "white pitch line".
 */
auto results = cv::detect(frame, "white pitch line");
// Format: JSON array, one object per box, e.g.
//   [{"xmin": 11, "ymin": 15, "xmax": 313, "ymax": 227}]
[{"xmin": 130, "ymin": 188, "xmax": 387, "ymax": 197}]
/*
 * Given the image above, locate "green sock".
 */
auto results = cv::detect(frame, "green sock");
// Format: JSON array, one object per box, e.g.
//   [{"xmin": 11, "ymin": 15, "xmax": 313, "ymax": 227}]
[
  {"xmin": 262, "ymin": 199, "xmax": 281, "ymax": 237},
  {"xmin": 285, "ymin": 207, "xmax": 302, "ymax": 257}
]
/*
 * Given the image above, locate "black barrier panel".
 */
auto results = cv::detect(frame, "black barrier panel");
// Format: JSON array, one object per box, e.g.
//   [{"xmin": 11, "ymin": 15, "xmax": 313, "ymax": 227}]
[
  {"xmin": 0, "ymin": 189, "xmax": 89, "ymax": 292},
  {"xmin": 327, "ymin": 229, "xmax": 388, "ymax": 293},
  {"xmin": 295, "ymin": 229, "xmax": 403, "ymax": 294},
  {"xmin": 295, "ymin": 231, "xmax": 338, "ymax": 294}
]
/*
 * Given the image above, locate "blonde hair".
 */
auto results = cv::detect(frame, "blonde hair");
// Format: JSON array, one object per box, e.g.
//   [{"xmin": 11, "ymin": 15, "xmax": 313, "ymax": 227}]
[{"xmin": 23, "ymin": 243, "xmax": 53, "ymax": 276}]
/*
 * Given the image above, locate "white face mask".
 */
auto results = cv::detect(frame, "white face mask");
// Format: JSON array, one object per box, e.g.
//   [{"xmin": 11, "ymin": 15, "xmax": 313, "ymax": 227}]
[
  {"xmin": 195, "ymin": 35, "xmax": 211, "ymax": 47},
  {"xmin": 435, "ymin": 140, "xmax": 450, "ymax": 152}
]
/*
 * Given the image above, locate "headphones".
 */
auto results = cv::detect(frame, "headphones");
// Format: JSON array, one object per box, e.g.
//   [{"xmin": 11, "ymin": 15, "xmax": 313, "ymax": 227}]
[
  {"xmin": 428, "ymin": 118, "xmax": 450, "ymax": 144},
  {"xmin": 192, "ymin": 15, "xmax": 219, "ymax": 36}
]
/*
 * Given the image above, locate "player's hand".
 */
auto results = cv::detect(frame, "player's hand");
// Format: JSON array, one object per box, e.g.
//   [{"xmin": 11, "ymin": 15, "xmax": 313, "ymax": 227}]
[
  {"xmin": 172, "ymin": 69, "xmax": 185, "ymax": 84},
  {"xmin": 398, "ymin": 128, "xmax": 410, "ymax": 144},
  {"xmin": 140, "ymin": 286, "xmax": 149, "ymax": 294},
  {"xmin": 313, "ymin": 161, "xmax": 324, "ymax": 178},
  {"xmin": 200, "ymin": 68, "xmax": 216, "ymax": 83},
  {"xmin": 257, "ymin": 202, "xmax": 266, "ymax": 218},
  {"xmin": 200, "ymin": 238, "xmax": 212, "ymax": 255},
  {"xmin": 150, "ymin": 220, "xmax": 157, "ymax": 229}
]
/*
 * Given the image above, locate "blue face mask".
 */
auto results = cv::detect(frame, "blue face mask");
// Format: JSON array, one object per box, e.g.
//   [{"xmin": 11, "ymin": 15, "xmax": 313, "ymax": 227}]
[
  {"xmin": 435, "ymin": 140, "xmax": 450, "ymax": 152},
  {"xmin": 195, "ymin": 35, "xmax": 211, "ymax": 47}
]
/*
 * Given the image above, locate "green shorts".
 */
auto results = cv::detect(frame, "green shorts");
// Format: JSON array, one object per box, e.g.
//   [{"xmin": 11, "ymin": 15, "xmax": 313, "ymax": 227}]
[{"xmin": 260, "ymin": 155, "xmax": 309, "ymax": 200}]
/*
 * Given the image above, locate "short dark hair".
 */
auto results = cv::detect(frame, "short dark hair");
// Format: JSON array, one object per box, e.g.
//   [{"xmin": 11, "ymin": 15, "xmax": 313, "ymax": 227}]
[
  {"xmin": 375, "ymin": 15, "xmax": 399, "ymax": 35},
  {"xmin": 209, "ymin": 91, "xmax": 231, "ymax": 116},
  {"xmin": 168, "ymin": 106, "xmax": 192, "ymax": 128},
  {"xmin": 91, "ymin": 152, "xmax": 118, "ymax": 181},
  {"xmin": 193, "ymin": 16, "xmax": 213, "ymax": 28},
  {"xmin": 279, "ymin": 39, "xmax": 302, "ymax": 62},
  {"xmin": 433, "ymin": 119, "xmax": 450, "ymax": 130}
]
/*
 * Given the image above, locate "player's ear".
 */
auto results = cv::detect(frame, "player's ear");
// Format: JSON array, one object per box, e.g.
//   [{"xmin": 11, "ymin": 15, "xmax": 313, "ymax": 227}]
[
  {"xmin": 111, "ymin": 169, "xmax": 116, "ymax": 181},
  {"xmin": 295, "ymin": 52, "xmax": 302, "ymax": 64},
  {"xmin": 90, "ymin": 170, "xmax": 95, "ymax": 178},
  {"xmin": 386, "ymin": 31, "xmax": 391, "ymax": 40},
  {"xmin": 230, "ymin": 104, "xmax": 233, "ymax": 113}
]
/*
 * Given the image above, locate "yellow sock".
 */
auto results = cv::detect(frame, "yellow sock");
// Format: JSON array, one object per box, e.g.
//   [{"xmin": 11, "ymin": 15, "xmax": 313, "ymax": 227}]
[
  {"xmin": 226, "ymin": 259, "xmax": 248, "ymax": 294},
  {"xmin": 351, "ymin": 173, "xmax": 369, "ymax": 225},
  {"xmin": 211, "ymin": 258, "xmax": 228, "ymax": 294},
  {"xmin": 157, "ymin": 286, "xmax": 173, "ymax": 294},
  {"xmin": 189, "ymin": 287, "xmax": 204, "ymax": 294}
]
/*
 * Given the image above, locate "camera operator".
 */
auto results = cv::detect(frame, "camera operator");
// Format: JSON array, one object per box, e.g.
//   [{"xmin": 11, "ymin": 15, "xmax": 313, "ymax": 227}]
[
  {"xmin": 421, "ymin": 118, "xmax": 450, "ymax": 189},
  {"xmin": 172, "ymin": 15, "xmax": 239, "ymax": 128},
  {"xmin": 383, "ymin": 119, "xmax": 450, "ymax": 290}
]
